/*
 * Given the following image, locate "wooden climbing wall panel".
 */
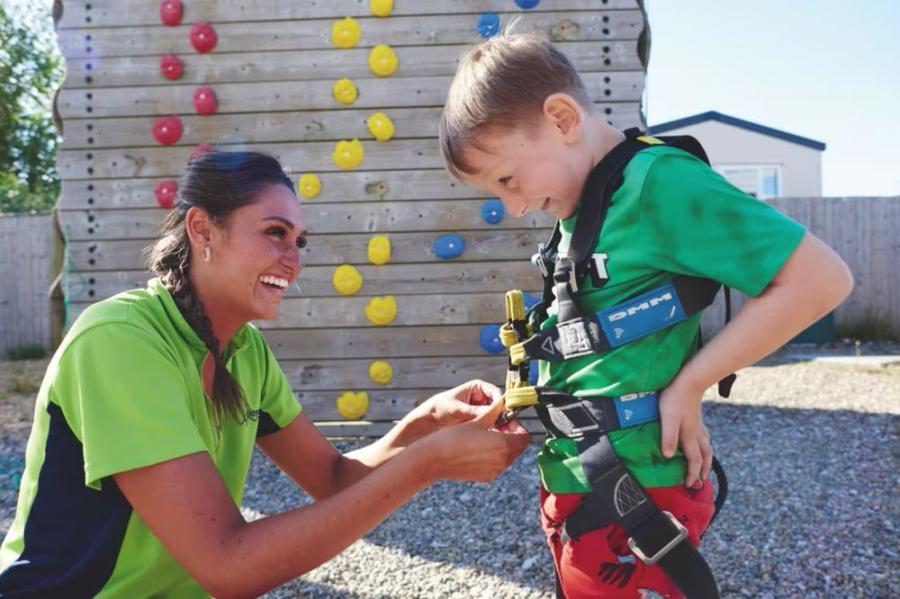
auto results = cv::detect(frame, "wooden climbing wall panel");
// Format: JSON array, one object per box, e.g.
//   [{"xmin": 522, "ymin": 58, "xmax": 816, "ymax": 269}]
[{"xmin": 55, "ymin": 0, "xmax": 649, "ymax": 436}]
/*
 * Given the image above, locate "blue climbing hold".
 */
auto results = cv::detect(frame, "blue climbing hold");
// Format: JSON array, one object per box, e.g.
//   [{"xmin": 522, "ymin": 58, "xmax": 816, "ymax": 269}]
[
  {"xmin": 479, "ymin": 324, "xmax": 504, "ymax": 354},
  {"xmin": 481, "ymin": 198, "xmax": 505, "ymax": 224},
  {"xmin": 476, "ymin": 13, "xmax": 501, "ymax": 38},
  {"xmin": 524, "ymin": 293, "xmax": 540, "ymax": 311},
  {"xmin": 514, "ymin": 0, "xmax": 540, "ymax": 9},
  {"xmin": 529, "ymin": 360, "xmax": 539, "ymax": 385},
  {"xmin": 433, "ymin": 234, "xmax": 465, "ymax": 260}
]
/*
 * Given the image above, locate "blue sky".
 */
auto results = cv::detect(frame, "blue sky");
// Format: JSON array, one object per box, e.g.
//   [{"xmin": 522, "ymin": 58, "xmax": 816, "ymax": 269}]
[{"xmin": 643, "ymin": 1, "xmax": 900, "ymax": 197}]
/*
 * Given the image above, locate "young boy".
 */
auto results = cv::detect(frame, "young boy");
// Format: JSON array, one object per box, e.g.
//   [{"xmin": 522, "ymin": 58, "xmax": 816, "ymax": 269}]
[{"xmin": 439, "ymin": 33, "xmax": 852, "ymax": 598}]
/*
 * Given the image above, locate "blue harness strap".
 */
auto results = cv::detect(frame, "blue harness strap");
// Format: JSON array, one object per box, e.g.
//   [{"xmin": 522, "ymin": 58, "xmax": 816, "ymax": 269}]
[{"xmin": 516, "ymin": 276, "xmax": 721, "ymax": 363}]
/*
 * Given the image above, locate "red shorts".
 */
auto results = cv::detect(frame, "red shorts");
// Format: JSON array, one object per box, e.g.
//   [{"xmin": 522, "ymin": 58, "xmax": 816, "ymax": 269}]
[{"xmin": 540, "ymin": 482, "xmax": 715, "ymax": 598}]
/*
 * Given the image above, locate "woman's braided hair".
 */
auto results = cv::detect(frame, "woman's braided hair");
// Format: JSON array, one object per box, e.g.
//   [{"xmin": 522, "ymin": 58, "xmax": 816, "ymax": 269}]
[{"xmin": 146, "ymin": 150, "xmax": 293, "ymax": 426}]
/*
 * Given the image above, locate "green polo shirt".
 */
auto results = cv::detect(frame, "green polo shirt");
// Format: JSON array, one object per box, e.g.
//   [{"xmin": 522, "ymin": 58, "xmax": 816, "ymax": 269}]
[
  {"xmin": 0, "ymin": 278, "xmax": 301, "ymax": 597},
  {"xmin": 537, "ymin": 145, "xmax": 805, "ymax": 493}
]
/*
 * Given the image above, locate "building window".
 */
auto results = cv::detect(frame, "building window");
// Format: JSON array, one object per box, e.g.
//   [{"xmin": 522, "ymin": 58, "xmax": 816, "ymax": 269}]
[{"xmin": 715, "ymin": 164, "xmax": 782, "ymax": 199}]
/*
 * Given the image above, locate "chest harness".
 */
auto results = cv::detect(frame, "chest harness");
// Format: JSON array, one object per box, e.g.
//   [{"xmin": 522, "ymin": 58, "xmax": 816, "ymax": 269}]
[{"xmin": 499, "ymin": 129, "xmax": 735, "ymax": 599}]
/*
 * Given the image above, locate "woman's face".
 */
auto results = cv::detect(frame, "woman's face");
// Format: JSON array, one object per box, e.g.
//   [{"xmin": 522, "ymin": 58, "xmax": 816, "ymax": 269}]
[{"xmin": 206, "ymin": 183, "xmax": 306, "ymax": 326}]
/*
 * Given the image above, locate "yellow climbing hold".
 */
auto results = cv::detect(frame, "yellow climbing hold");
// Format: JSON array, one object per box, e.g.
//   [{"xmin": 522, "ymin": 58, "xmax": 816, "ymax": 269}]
[
  {"xmin": 331, "ymin": 17, "xmax": 361, "ymax": 49},
  {"xmin": 332, "ymin": 77, "xmax": 358, "ymax": 105},
  {"xmin": 366, "ymin": 112, "xmax": 395, "ymax": 142},
  {"xmin": 364, "ymin": 295, "xmax": 397, "ymax": 325},
  {"xmin": 332, "ymin": 139, "xmax": 364, "ymax": 169},
  {"xmin": 368, "ymin": 361, "xmax": 393, "ymax": 385},
  {"xmin": 368, "ymin": 44, "xmax": 398, "ymax": 77},
  {"xmin": 333, "ymin": 264, "xmax": 363, "ymax": 295},
  {"xmin": 370, "ymin": 0, "xmax": 393, "ymax": 17},
  {"xmin": 336, "ymin": 391, "xmax": 369, "ymax": 420},
  {"xmin": 367, "ymin": 234, "xmax": 391, "ymax": 265},
  {"xmin": 297, "ymin": 173, "xmax": 322, "ymax": 199}
]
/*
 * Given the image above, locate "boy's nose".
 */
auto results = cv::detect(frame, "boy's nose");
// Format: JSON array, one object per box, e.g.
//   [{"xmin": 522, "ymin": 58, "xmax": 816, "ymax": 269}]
[{"xmin": 499, "ymin": 192, "xmax": 528, "ymax": 216}]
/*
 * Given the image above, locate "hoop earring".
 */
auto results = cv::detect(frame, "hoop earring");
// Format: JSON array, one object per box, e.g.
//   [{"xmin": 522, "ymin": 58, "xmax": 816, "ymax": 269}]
[{"xmin": 202, "ymin": 246, "xmax": 211, "ymax": 262}]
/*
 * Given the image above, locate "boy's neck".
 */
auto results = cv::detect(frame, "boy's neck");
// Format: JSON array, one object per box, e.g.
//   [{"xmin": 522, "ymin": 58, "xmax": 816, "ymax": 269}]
[{"xmin": 585, "ymin": 115, "xmax": 627, "ymax": 170}]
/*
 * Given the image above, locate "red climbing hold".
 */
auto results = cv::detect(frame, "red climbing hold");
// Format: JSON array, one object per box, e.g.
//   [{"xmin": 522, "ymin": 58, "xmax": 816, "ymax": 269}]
[
  {"xmin": 159, "ymin": 0, "xmax": 183, "ymax": 26},
  {"xmin": 155, "ymin": 180, "xmax": 178, "ymax": 209},
  {"xmin": 159, "ymin": 54, "xmax": 184, "ymax": 80},
  {"xmin": 152, "ymin": 116, "xmax": 183, "ymax": 145},
  {"xmin": 192, "ymin": 87, "xmax": 217, "ymax": 115},
  {"xmin": 190, "ymin": 22, "xmax": 217, "ymax": 53},
  {"xmin": 190, "ymin": 143, "xmax": 213, "ymax": 160}
]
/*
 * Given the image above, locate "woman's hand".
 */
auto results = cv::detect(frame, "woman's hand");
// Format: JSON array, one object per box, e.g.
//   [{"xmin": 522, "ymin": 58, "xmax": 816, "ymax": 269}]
[
  {"xmin": 421, "ymin": 398, "xmax": 531, "ymax": 483},
  {"xmin": 398, "ymin": 379, "xmax": 505, "ymax": 444}
]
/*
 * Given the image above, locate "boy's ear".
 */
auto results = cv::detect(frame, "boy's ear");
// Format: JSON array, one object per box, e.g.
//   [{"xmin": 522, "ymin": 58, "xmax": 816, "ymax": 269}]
[{"xmin": 543, "ymin": 93, "xmax": 583, "ymax": 143}]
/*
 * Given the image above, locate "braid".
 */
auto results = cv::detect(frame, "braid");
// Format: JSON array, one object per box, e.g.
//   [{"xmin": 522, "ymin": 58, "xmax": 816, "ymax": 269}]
[
  {"xmin": 169, "ymin": 270, "xmax": 249, "ymax": 426},
  {"xmin": 146, "ymin": 212, "xmax": 249, "ymax": 426}
]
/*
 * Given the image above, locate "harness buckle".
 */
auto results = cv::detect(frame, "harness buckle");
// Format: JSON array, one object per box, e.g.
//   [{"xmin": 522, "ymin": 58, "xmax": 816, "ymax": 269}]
[
  {"xmin": 556, "ymin": 318, "xmax": 596, "ymax": 358},
  {"xmin": 553, "ymin": 256, "xmax": 578, "ymax": 293},
  {"xmin": 627, "ymin": 511, "xmax": 688, "ymax": 565},
  {"xmin": 554, "ymin": 402, "xmax": 600, "ymax": 435},
  {"xmin": 531, "ymin": 244, "xmax": 551, "ymax": 278}
]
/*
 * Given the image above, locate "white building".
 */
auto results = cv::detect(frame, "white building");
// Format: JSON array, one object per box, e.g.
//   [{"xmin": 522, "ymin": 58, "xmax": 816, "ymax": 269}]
[{"xmin": 648, "ymin": 111, "xmax": 826, "ymax": 198}]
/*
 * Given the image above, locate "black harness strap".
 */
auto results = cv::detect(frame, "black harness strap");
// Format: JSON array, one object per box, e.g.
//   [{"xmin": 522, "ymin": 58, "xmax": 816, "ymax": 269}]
[{"xmin": 567, "ymin": 436, "xmax": 720, "ymax": 598}]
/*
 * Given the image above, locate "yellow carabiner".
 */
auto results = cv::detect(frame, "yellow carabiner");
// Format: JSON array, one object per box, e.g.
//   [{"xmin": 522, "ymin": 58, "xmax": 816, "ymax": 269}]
[
  {"xmin": 504, "ymin": 386, "xmax": 539, "ymax": 411},
  {"xmin": 509, "ymin": 342, "xmax": 528, "ymax": 366},
  {"xmin": 505, "ymin": 289, "xmax": 526, "ymax": 321},
  {"xmin": 499, "ymin": 323, "xmax": 520, "ymax": 348}
]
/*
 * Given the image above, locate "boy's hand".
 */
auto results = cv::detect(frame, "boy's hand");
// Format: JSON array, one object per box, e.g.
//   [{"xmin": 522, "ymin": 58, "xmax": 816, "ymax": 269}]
[{"xmin": 658, "ymin": 382, "xmax": 713, "ymax": 489}]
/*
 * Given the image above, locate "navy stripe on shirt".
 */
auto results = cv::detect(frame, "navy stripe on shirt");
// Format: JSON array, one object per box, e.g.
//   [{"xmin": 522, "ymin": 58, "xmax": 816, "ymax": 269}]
[{"xmin": 0, "ymin": 402, "xmax": 132, "ymax": 597}]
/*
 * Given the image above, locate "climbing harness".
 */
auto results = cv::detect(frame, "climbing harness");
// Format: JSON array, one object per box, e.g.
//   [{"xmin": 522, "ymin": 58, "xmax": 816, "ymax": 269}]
[{"xmin": 499, "ymin": 129, "xmax": 734, "ymax": 598}]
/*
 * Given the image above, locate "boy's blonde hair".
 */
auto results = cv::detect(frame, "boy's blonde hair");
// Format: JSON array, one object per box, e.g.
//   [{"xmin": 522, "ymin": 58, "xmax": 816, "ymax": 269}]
[{"xmin": 439, "ymin": 32, "xmax": 593, "ymax": 180}]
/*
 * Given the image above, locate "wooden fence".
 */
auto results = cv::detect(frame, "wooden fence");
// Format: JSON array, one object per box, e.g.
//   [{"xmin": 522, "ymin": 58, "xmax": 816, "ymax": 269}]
[{"xmin": 0, "ymin": 213, "xmax": 54, "ymax": 356}]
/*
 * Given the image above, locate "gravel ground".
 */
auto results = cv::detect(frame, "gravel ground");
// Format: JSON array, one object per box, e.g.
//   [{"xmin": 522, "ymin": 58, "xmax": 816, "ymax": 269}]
[{"xmin": 0, "ymin": 343, "xmax": 897, "ymax": 598}]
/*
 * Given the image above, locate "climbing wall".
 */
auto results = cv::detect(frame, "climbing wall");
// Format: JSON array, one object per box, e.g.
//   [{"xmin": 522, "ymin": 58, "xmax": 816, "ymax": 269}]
[{"xmin": 54, "ymin": 0, "xmax": 649, "ymax": 436}]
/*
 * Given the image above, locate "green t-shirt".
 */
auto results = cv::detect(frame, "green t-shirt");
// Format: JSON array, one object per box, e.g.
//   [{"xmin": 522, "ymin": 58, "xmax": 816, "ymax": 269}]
[
  {"xmin": 0, "ymin": 278, "xmax": 301, "ymax": 597},
  {"xmin": 537, "ymin": 145, "xmax": 805, "ymax": 493}
]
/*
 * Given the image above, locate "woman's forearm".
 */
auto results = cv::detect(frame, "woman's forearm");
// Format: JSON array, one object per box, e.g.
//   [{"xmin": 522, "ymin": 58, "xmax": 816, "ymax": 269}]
[
  {"xmin": 210, "ymin": 439, "xmax": 439, "ymax": 598},
  {"xmin": 330, "ymin": 409, "xmax": 434, "ymax": 493}
]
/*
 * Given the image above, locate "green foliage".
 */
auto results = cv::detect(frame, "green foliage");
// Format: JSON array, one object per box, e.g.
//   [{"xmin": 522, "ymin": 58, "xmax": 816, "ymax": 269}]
[
  {"xmin": 6, "ymin": 343, "xmax": 48, "ymax": 361},
  {"xmin": 0, "ymin": 2, "xmax": 64, "ymax": 213}
]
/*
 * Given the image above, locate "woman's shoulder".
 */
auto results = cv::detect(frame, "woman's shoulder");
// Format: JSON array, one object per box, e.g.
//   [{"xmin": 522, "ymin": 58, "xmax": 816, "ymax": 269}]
[{"xmin": 61, "ymin": 280, "xmax": 176, "ymax": 353}]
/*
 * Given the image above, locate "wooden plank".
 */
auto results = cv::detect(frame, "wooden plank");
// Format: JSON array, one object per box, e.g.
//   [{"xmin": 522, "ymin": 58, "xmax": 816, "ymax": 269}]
[
  {"xmin": 313, "ymin": 418, "xmax": 546, "ymax": 439},
  {"xmin": 63, "ymin": 261, "xmax": 544, "ymax": 302},
  {"xmin": 64, "ymin": 41, "xmax": 641, "ymax": 89},
  {"xmin": 58, "ymin": 0, "xmax": 641, "ymax": 29},
  {"xmin": 260, "ymin": 323, "xmax": 489, "ymax": 360},
  {"xmin": 58, "ymin": 11, "xmax": 645, "ymax": 58},
  {"xmin": 70, "ymin": 291, "xmax": 527, "ymax": 328},
  {"xmin": 59, "ymin": 102, "xmax": 642, "ymax": 150},
  {"xmin": 57, "ymin": 199, "xmax": 555, "ymax": 240},
  {"xmin": 59, "ymin": 139, "xmax": 448, "ymax": 180},
  {"xmin": 58, "ymin": 169, "xmax": 485, "ymax": 209},
  {"xmin": 281, "ymin": 356, "xmax": 507, "ymax": 390},
  {"xmin": 66, "ymin": 229, "xmax": 549, "ymax": 271},
  {"xmin": 57, "ymin": 71, "xmax": 644, "ymax": 119}
]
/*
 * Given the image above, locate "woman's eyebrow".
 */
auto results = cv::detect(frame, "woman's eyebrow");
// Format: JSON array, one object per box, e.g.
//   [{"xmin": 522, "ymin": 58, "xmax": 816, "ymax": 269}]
[{"xmin": 262, "ymin": 216, "xmax": 306, "ymax": 235}]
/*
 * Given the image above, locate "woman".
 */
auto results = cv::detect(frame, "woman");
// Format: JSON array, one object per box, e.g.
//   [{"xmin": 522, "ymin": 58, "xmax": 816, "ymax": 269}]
[{"xmin": 0, "ymin": 151, "xmax": 530, "ymax": 597}]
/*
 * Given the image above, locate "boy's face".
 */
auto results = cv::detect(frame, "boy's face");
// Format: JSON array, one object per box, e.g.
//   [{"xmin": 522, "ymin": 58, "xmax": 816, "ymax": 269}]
[{"xmin": 459, "ymin": 117, "xmax": 590, "ymax": 220}]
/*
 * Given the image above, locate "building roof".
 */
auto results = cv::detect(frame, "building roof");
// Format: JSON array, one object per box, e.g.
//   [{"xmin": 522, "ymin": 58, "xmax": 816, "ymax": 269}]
[{"xmin": 648, "ymin": 111, "xmax": 826, "ymax": 151}]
